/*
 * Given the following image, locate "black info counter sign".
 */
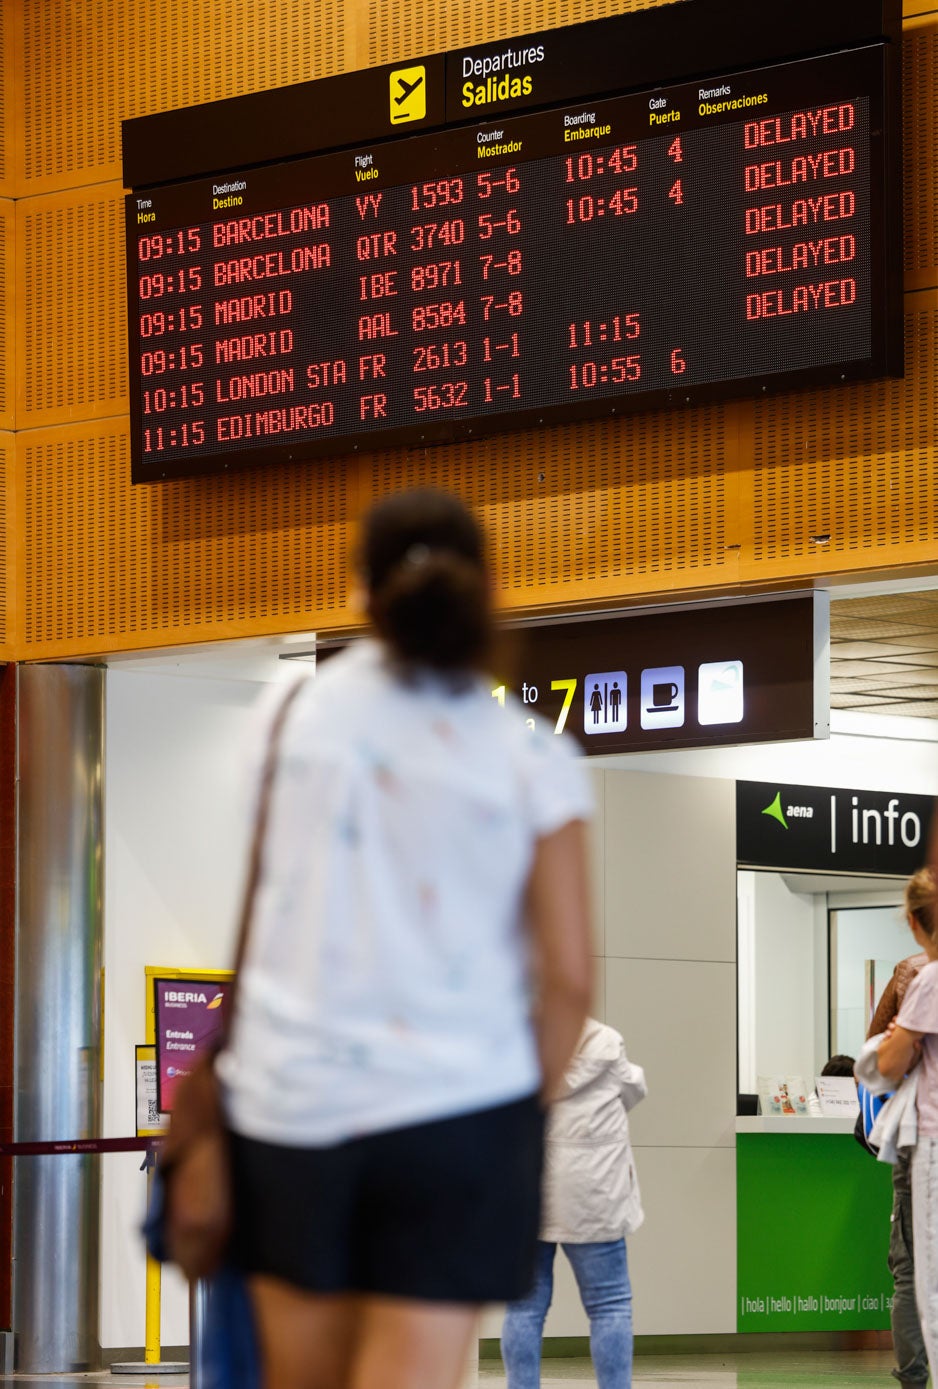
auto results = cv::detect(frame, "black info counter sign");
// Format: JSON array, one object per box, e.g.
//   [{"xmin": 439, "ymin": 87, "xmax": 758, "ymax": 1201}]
[
  {"xmin": 737, "ymin": 781, "xmax": 936, "ymax": 876},
  {"xmin": 122, "ymin": 0, "xmax": 902, "ymax": 482}
]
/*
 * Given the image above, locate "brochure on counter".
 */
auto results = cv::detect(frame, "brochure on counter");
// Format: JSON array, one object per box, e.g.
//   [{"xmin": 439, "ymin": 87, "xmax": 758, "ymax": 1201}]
[
  {"xmin": 757, "ymin": 1075, "xmax": 810, "ymax": 1116},
  {"xmin": 756, "ymin": 1074, "xmax": 859, "ymax": 1118}
]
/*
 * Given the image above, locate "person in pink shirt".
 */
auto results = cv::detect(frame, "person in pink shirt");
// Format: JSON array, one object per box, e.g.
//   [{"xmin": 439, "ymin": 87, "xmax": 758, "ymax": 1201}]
[{"xmin": 878, "ymin": 867, "xmax": 938, "ymax": 1383}]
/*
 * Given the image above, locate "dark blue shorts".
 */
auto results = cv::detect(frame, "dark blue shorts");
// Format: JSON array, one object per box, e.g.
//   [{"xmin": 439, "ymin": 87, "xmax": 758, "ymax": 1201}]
[{"xmin": 229, "ymin": 1093, "xmax": 544, "ymax": 1302}]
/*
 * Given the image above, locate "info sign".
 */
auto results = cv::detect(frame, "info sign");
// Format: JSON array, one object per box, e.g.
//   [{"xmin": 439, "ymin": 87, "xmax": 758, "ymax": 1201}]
[
  {"xmin": 736, "ymin": 780, "xmax": 936, "ymax": 876},
  {"xmin": 153, "ymin": 975, "xmax": 234, "ymax": 1112}
]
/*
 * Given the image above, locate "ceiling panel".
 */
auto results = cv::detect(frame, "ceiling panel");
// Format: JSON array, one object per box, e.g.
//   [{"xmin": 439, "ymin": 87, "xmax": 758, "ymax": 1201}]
[{"xmin": 831, "ymin": 590, "xmax": 938, "ymax": 717}]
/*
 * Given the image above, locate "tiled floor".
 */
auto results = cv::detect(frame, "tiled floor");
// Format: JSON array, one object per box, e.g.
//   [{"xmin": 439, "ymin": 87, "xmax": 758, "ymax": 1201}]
[
  {"xmin": 484, "ymin": 1350, "xmax": 907, "ymax": 1384},
  {"xmin": 0, "ymin": 1348, "xmax": 909, "ymax": 1386}
]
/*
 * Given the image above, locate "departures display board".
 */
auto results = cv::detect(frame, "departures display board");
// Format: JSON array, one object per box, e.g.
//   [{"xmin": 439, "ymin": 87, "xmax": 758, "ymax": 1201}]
[{"xmin": 123, "ymin": 1, "xmax": 902, "ymax": 482}]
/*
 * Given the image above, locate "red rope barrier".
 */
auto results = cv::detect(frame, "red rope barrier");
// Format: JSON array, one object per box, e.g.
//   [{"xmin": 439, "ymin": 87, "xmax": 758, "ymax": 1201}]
[{"xmin": 0, "ymin": 1136, "xmax": 161, "ymax": 1156}]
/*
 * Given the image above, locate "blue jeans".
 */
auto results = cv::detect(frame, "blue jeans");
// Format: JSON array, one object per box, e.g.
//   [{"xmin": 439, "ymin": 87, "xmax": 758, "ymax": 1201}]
[{"xmin": 501, "ymin": 1239, "xmax": 633, "ymax": 1389}]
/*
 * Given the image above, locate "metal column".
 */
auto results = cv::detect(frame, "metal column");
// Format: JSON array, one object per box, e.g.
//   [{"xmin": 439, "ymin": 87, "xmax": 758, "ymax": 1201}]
[
  {"xmin": 189, "ymin": 1280, "xmax": 208, "ymax": 1389},
  {"xmin": 13, "ymin": 665, "xmax": 105, "ymax": 1372}
]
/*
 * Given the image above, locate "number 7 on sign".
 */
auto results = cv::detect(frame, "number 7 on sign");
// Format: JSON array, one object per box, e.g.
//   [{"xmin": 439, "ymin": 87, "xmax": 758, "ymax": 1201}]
[{"xmin": 551, "ymin": 679, "xmax": 577, "ymax": 734}]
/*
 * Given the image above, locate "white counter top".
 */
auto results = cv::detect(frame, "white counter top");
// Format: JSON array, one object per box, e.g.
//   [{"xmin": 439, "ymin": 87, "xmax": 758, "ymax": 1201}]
[{"xmin": 736, "ymin": 1115, "xmax": 858, "ymax": 1135}]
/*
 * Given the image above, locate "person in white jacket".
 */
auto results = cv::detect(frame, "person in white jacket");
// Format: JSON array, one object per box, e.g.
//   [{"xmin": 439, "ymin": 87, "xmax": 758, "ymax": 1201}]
[{"xmin": 500, "ymin": 1017, "xmax": 647, "ymax": 1389}]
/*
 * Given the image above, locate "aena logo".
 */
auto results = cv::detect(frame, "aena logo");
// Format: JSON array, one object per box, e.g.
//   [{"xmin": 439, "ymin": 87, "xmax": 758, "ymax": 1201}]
[
  {"xmin": 758, "ymin": 788, "xmax": 923, "ymax": 854},
  {"xmin": 761, "ymin": 793, "xmax": 815, "ymax": 829}
]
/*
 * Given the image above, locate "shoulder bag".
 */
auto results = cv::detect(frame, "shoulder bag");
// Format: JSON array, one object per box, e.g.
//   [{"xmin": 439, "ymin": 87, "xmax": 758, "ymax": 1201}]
[{"xmin": 146, "ymin": 680, "xmax": 303, "ymax": 1281}]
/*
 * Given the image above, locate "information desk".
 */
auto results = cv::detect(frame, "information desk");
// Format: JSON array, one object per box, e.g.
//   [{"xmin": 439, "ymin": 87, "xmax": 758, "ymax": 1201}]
[{"xmin": 736, "ymin": 1117, "xmax": 893, "ymax": 1333}]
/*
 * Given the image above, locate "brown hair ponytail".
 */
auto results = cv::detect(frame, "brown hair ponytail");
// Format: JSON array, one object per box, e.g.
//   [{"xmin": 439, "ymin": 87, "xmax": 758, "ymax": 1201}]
[
  {"xmin": 905, "ymin": 866, "xmax": 936, "ymax": 937},
  {"xmin": 362, "ymin": 491, "xmax": 491, "ymax": 672}
]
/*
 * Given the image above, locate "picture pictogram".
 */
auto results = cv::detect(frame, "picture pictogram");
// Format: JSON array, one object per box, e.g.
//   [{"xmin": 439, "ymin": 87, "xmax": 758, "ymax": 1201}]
[
  {"xmin": 640, "ymin": 665, "xmax": 685, "ymax": 730},
  {"xmin": 698, "ymin": 659, "xmax": 744, "ymax": 725},
  {"xmin": 583, "ymin": 671, "xmax": 627, "ymax": 735}
]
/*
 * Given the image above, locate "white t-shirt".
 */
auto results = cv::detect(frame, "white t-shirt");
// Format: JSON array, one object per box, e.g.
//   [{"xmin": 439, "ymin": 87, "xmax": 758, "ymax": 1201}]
[
  {"xmin": 897, "ymin": 959, "xmax": 938, "ymax": 1138},
  {"xmin": 220, "ymin": 640, "xmax": 592, "ymax": 1146}
]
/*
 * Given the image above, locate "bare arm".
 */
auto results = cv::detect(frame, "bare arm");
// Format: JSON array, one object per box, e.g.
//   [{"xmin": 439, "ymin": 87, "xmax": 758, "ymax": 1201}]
[
  {"xmin": 525, "ymin": 819, "xmax": 594, "ymax": 1102},
  {"xmin": 877, "ymin": 1020, "xmax": 923, "ymax": 1086}
]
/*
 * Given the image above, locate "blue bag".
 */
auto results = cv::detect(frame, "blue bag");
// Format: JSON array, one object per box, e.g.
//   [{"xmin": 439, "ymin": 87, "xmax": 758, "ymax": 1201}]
[
  {"xmin": 197, "ymin": 1264, "xmax": 261, "ymax": 1389},
  {"xmin": 855, "ymin": 1080, "xmax": 891, "ymax": 1156},
  {"xmin": 143, "ymin": 1165, "xmax": 261, "ymax": 1389},
  {"xmin": 142, "ymin": 1161, "xmax": 170, "ymax": 1263}
]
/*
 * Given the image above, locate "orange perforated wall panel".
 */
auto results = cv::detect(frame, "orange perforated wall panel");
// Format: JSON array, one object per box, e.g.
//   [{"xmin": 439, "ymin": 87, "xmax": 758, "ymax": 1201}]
[
  {"xmin": 0, "ymin": 3, "xmax": 13, "ymax": 199},
  {"xmin": 360, "ymin": 406, "xmax": 734, "ymax": 609},
  {"xmin": 743, "ymin": 292, "xmax": 938, "ymax": 578},
  {"xmin": 0, "ymin": 2, "xmax": 934, "ymax": 661},
  {"xmin": 0, "ymin": 200, "xmax": 13, "ymax": 433},
  {"xmin": 903, "ymin": 26, "xmax": 938, "ymax": 284},
  {"xmin": 367, "ymin": 0, "xmax": 664, "ymax": 68},
  {"xmin": 18, "ymin": 0, "xmax": 346, "ymax": 196},
  {"xmin": 16, "ymin": 187, "xmax": 126, "ymax": 427},
  {"xmin": 18, "ymin": 420, "xmax": 353, "ymax": 655}
]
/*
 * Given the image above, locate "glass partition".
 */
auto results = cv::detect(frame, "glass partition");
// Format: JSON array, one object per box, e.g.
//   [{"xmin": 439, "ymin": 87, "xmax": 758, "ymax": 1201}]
[{"xmin": 829, "ymin": 901, "xmax": 911, "ymax": 1058}]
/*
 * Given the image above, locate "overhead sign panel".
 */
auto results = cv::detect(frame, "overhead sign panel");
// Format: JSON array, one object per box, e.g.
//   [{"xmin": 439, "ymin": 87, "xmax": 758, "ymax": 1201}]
[
  {"xmin": 736, "ymin": 780, "xmax": 936, "ymax": 874},
  {"xmin": 495, "ymin": 591, "xmax": 829, "ymax": 756}
]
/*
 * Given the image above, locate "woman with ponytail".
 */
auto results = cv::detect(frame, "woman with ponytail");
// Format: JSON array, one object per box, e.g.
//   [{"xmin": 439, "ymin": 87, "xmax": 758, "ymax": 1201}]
[{"xmin": 219, "ymin": 489, "xmax": 594, "ymax": 1389}]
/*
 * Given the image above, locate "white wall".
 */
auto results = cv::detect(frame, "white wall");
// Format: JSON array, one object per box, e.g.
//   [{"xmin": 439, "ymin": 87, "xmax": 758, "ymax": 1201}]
[
  {"xmin": 488, "ymin": 769, "xmax": 738, "ymax": 1341},
  {"xmin": 599, "ymin": 770, "xmax": 738, "ymax": 1337},
  {"xmin": 737, "ymin": 871, "xmax": 825, "ymax": 1090},
  {"xmin": 102, "ymin": 660, "xmax": 288, "ymax": 1350}
]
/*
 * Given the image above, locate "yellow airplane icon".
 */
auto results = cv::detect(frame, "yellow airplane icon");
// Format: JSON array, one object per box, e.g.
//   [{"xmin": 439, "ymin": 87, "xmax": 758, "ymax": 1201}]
[{"xmin": 389, "ymin": 65, "xmax": 426, "ymax": 124}]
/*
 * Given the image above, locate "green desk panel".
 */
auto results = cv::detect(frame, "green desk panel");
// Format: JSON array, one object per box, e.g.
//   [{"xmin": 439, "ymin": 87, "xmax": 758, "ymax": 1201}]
[{"xmin": 737, "ymin": 1132, "xmax": 894, "ymax": 1332}]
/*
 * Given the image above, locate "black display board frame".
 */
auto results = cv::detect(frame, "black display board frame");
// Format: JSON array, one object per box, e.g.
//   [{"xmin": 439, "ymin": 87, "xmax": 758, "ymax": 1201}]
[
  {"xmin": 122, "ymin": 0, "xmax": 903, "ymax": 484},
  {"xmin": 122, "ymin": 0, "xmax": 901, "ymax": 188}
]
